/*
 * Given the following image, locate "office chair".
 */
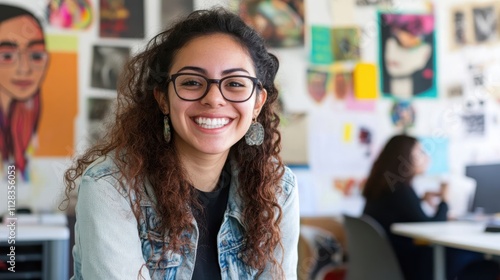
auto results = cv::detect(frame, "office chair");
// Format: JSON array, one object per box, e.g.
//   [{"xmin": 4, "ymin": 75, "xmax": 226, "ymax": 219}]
[{"xmin": 343, "ymin": 214, "xmax": 405, "ymax": 280}]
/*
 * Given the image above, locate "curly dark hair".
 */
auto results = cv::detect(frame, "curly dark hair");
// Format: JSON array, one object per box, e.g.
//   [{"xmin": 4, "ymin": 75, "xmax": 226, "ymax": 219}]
[{"xmin": 63, "ymin": 7, "xmax": 285, "ymax": 277}]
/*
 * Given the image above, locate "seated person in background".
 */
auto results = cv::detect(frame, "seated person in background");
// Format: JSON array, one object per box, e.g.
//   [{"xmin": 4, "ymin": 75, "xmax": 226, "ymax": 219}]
[{"xmin": 362, "ymin": 134, "xmax": 499, "ymax": 280}]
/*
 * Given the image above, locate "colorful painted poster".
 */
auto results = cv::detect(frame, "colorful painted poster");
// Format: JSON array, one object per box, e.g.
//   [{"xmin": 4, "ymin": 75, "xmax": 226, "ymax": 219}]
[
  {"xmin": 390, "ymin": 100, "xmax": 415, "ymax": 131},
  {"xmin": 332, "ymin": 27, "xmax": 360, "ymax": 62},
  {"xmin": 0, "ymin": 5, "xmax": 49, "ymax": 180},
  {"xmin": 379, "ymin": 13, "xmax": 437, "ymax": 99},
  {"xmin": 233, "ymin": 0, "xmax": 304, "ymax": 47},
  {"xmin": 47, "ymin": 0, "xmax": 93, "ymax": 30},
  {"xmin": 0, "ymin": 4, "xmax": 77, "ymax": 181},
  {"xmin": 91, "ymin": 45, "xmax": 130, "ymax": 90},
  {"xmin": 99, "ymin": 0, "xmax": 144, "ymax": 39},
  {"xmin": 307, "ymin": 68, "xmax": 329, "ymax": 103}
]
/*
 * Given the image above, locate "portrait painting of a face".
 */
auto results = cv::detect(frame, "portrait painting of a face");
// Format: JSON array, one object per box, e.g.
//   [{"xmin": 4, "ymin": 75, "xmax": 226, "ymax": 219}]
[
  {"xmin": 0, "ymin": 5, "xmax": 49, "ymax": 180},
  {"xmin": 379, "ymin": 13, "xmax": 437, "ymax": 99}
]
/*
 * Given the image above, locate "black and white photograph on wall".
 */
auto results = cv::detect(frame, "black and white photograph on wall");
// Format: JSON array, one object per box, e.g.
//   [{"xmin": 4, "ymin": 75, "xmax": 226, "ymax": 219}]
[
  {"xmin": 91, "ymin": 45, "xmax": 130, "ymax": 90},
  {"xmin": 462, "ymin": 98, "xmax": 486, "ymax": 137},
  {"xmin": 472, "ymin": 3, "xmax": 498, "ymax": 44},
  {"xmin": 161, "ymin": 0, "xmax": 194, "ymax": 29},
  {"xmin": 99, "ymin": 0, "xmax": 145, "ymax": 38},
  {"xmin": 450, "ymin": 6, "xmax": 469, "ymax": 49},
  {"xmin": 355, "ymin": 0, "xmax": 392, "ymax": 6},
  {"xmin": 87, "ymin": 97, "xmax": 115, "ymax": 145}
]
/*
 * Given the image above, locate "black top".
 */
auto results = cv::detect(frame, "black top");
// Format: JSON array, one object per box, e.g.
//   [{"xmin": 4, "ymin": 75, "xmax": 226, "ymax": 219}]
[
  {"xmin": 191, "ymin": 163, "xmax": 231, "ymax": 280},
  {"xmin": 363, "ymin": 182, "xmax": 448, "ymax": 234},
  {"xmin": 363, "ymin": 182, "xmax": 448, "ymax": 280}
]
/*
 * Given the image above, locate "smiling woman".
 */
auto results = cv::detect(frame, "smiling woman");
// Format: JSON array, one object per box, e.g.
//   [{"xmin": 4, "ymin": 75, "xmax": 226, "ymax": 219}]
[
  {"xmin": 0, "ymin": 5, "xmax": 49, "ymax": 180},
  {"xmin": 63, "ymin": 7, "xmax": 299, "ymax": 280}
]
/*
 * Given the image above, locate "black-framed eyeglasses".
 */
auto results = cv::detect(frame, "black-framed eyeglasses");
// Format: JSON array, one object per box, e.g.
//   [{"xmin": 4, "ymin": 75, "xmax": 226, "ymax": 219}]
[{"xmin": 166, "ymin": 73, "xmax": 262, "ymax": 103}]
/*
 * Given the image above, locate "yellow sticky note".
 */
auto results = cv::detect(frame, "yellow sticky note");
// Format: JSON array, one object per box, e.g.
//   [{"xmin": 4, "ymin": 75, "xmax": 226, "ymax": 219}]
[
  {"xmin": 354, "ymin": 63, "xmax": 377, "ymax": 99},
  {"xmin": 343, "ymin": 123, "xmax": 353, "ymax": 143}
]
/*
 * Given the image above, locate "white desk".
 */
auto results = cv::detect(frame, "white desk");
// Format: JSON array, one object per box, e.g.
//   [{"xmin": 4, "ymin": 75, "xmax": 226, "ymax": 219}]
[
  {"xmin": 0, "ymin": 224, "xmax": 70, "ymax": 280},
  {"xmin": 391, "ymin": 221, "xmax": 500, "ymax": 280}
]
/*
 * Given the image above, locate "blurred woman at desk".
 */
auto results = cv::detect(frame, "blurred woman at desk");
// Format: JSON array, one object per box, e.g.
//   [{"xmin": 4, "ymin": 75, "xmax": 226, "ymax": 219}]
[{"xmin": 362, "ymin": 134, "xmax": 499, "ymax": 280}]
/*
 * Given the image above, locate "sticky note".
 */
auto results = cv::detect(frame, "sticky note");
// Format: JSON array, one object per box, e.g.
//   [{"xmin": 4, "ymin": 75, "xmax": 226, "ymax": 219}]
[
  {"xmin": 354, "ymin": 63, "xmax": 377, "ymax": 99},
  {"xmin": 343, "ymin": 123, "xmax": 353, "ymax": 142}
]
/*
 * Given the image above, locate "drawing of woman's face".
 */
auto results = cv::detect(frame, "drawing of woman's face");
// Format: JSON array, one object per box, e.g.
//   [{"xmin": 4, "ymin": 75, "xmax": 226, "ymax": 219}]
[
  {"xmin": 384, "ymin": 28, "xmax": 431, "ymax": 78},
  {"xmin": 0, "ymin": 15, "xmax": 48, "ymax": 102}
]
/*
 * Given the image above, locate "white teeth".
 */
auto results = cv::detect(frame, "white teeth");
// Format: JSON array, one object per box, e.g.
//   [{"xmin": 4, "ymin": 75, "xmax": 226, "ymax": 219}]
[{"xmin": 194, "ymin": 117, "xmax": 230, "ymax": 129}]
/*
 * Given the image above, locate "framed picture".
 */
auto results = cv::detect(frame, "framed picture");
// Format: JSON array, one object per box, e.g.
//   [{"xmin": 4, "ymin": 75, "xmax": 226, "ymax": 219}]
[
  {"xmin": 471, "ymin": 2, "xmax": 499, "ymax": 44},
  {"xmin": 91, "ymin": 45, "xmax": 130, "ymax": 90},
  {"xmin": 379, "ymin": 12, "xmax": 437, "ymax": 99}
]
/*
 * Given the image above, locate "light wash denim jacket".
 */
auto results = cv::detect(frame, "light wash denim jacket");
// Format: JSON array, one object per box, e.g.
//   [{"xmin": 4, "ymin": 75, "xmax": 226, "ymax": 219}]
[{"xmin": 71, "ymin": 155, "xmax": 300, "ymax": 280}]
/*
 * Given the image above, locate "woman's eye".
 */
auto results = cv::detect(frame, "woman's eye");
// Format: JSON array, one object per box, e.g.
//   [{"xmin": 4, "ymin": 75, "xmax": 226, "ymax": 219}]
[
  {"xmin": 30, "ymin": 52, "xmax": 46, "ymax": 61},
  {"xmin": 228, "ymin": 81, "xmax": 244, "ymax": 87},
  {"xmin": 181, "ymin": 80, "xmax": 202, "ymax": 86},
  {"xmin": 0, "ymin": 52, "xmax": 15, "ymax": 62}
]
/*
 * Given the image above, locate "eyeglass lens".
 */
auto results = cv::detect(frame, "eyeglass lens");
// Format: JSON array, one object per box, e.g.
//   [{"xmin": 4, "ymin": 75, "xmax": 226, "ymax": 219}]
[
  {"xmin": 0, "ymin": 50, "xmax": 49, "ymax": 68},
  {"xmin": 173, "ymin": 74, "xmax": 256, "ymax": 102}
]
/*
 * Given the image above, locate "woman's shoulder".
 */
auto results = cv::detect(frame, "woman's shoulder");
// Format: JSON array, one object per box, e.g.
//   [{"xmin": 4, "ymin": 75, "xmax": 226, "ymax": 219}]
[
  {"xmin": 277, "ymin": 166, "xmax": 298, "ymax": 204},
  {"xmin": 79, "ymin": 153, "xmax": 132, "ymax": 198},
  {"xmin": 82, "ymin": 153, "xmax": 121, "ymax": 180}
]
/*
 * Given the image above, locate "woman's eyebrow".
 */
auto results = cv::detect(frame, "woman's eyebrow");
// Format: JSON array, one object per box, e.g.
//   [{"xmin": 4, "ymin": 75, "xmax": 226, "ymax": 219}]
[
  {"xmin": 28, "ymin": 40, "xmax": 45, "ymax": 47},
  {"xmin": 175, "ymin": 66, "xmax": 250, "ymax": 75},
  {"xmin": 0, "ymin": 41, "xmax": 18, "ymax": 48},
  {"xmin": 221, "ymin": 68, "xmax": 249, "ymax": 75}
]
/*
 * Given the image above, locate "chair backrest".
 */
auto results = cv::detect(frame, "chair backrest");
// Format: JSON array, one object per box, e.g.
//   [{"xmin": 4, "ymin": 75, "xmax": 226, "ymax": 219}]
[{"xmin": 343, "ymin": 214, "xmax": 405, "ymax": 280}]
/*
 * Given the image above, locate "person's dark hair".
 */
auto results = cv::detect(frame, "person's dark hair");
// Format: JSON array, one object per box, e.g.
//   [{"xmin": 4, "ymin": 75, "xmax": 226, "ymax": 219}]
[
  {"xmin": 63, "ymin": 7, "xmax": 284, "ymax": 277},
  {"xmin": 362, "ymin": 134, "xmax": 419, "ymax": 200},
  {"xmin": 0, "ymin": 4, "xmax": 44, "ymax": 34}
]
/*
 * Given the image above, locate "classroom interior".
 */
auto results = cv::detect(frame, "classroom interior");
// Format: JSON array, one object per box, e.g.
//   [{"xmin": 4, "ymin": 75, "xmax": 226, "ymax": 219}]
[{"xmin": 1, "ymin": 0, "xmax": 500, "ymax": 279}]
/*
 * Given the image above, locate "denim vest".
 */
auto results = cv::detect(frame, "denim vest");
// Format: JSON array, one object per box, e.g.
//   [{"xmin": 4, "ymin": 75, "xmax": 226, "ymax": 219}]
[{"xmin": 71, "ymin": 155, "xmax": 299, "ymax": 280}]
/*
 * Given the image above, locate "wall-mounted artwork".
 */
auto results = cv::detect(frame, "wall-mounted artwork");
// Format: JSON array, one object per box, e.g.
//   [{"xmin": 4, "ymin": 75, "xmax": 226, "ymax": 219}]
[
  {"xmin": 379, "ymin": 13, "xmax": 437, "ymax": 99},
  {"xmin": 87, "ymin": 97, "xmax": 114, "ymax": 145},
  {"xmin": 355, "ymin": 0, "xmax": 392, "ymax": 6},
  {"xmin": 333, "ymin": 71, "xmax": 353, "ymax": 100},
  {"xmin": 390, "ymin": 100, "xmax": 415, "ymax": 132},
  {"xmin": 307, "ymin": 68, "xmax": 329, "ymax": 103},
  {"xmin": 472, "ymin": 3, "xmax": 499, "ymax": 44},
  {"xmin": 47, "ymin": 0, "xmax": 93, "ymax": 30},
  {"xmin": 99, "ymin": 0, "xmax": 144, "ymax": 38},
  {"xmin": 233, "ymin": 0, "xmax": 304, "ymax": 48},
  {"xmin": 450, "ymin": 5, "xmax": 470, "ymax": 49},
  {"xmin": 0, "ymin": 5, "xmax": 77, "ymax": 181},
  {"xmin": 331, "ymin": 27, "xmax": 360, "ymax": 62},
  {"xmin": 0, "ymin": 5, "xmax": 49, "ymax": 180},
  {"xmin": 91, "ymin": 45, "xmax": 130, "ymax": 90},
  {"xmin": 161, "ymin": 0, "xmax": 194, "ymax": 29}
]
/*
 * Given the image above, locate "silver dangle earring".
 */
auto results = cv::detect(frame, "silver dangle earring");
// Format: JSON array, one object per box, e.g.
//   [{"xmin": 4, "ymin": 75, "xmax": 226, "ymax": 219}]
[
  {"xmin": 163, "ymin": 115, "xmax": 171, "ymax": 143},
  {"xmin": 245, "ymin": 118, "xmax": 264, "ymax": 146}
]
